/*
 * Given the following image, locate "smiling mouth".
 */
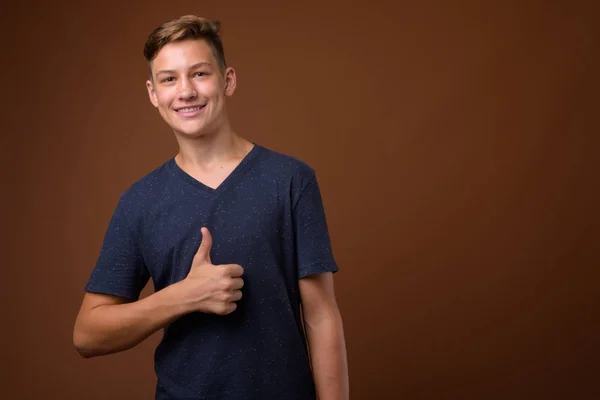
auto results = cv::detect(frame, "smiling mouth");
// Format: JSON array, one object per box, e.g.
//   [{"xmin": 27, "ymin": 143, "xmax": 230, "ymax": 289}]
[{"xmin": 175, "ymin": 105, "xmax": 206, "ymax": 113}]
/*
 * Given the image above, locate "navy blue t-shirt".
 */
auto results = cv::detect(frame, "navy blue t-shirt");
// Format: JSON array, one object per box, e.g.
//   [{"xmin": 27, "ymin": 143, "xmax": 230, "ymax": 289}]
[{"xmin": 84, "ymin": 143, "xmax": 338, "ymax": 400}]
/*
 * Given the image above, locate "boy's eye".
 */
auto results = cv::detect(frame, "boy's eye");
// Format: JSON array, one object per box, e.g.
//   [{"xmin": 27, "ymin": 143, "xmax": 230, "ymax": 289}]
[
  {"xmin": 194, "ymin": 72, "xmax": 207, "ymax": 77},
  {"xmin": 161, "ymin": 76, "xmax": 175, "ymax": 83}
]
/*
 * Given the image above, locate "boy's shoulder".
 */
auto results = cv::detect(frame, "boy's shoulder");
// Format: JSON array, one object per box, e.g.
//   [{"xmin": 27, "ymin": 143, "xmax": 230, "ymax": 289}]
[
  {"xmin": 117, "ymin": 157, "xmax": 175, "ymax": 204},
  {"xmin": 255, "ymin": 144, "xmax": 316, "ymax": 181}
]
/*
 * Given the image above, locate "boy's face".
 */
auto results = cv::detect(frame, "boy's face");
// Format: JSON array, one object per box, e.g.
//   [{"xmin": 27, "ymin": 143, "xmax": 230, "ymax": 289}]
[{"xmin": 146, "ymin": 39, "xmax": 236, "ymax": 138}]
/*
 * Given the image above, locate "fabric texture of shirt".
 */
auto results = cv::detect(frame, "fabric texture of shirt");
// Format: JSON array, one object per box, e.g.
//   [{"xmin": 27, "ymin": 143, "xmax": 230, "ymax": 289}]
[{"xmin": 84, "ymin": 143, "xmax": 338, "ymax": 400}]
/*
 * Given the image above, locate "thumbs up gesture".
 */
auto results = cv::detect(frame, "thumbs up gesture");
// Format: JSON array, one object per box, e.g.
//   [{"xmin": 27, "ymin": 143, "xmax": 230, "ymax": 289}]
[{"xmin": 182, "ymin": 227, "xmax": 244, "ymax": 315}]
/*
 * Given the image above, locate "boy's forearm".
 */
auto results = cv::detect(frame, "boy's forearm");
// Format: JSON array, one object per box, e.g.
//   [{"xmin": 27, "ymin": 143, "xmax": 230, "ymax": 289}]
[
  {"xmin": 74, "ymin": 282, "xmax": 189, "ymax": 358},
  {"xmin": 306, "ymin": 314, "xmax": 349, "ymax": 400}
]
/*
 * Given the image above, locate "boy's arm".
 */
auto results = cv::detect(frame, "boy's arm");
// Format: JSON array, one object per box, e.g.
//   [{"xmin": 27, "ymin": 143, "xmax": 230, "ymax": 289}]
[
  {"xmin": 74, "ymin": 227, "xmax": 243, "ymax": 358},
  {"xmin": 73, "ymin": 284, "xmax": 190, "ymax": 358},
  {"xmin": 300, "ymin": 272, "xmax": 349, "ymax": 400}
]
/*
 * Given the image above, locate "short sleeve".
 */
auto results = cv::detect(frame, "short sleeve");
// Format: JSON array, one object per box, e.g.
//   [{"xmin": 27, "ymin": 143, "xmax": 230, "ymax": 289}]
[
  {"xmin": 293, "ymin": 174, "xmax": 339, "ymax": 279},
  {"xmin": 84, "ymin": 193, "xmax": 150, "ymax": 300}
]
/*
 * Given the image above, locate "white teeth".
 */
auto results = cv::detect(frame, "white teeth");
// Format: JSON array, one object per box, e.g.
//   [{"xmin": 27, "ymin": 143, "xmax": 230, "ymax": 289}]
[{"xmin": 178, "ymin": 106, "xmax": 202, "ymax": 112}]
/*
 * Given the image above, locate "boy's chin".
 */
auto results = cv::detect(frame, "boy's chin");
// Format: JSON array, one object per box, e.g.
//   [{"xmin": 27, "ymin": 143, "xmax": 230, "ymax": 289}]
[{"xmin": 173, "ymin": 126, "xmax": 212, "ymax": 138}]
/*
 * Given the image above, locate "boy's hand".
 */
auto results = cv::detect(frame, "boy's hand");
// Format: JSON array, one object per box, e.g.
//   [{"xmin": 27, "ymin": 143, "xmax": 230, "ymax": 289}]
[{"xmin": 182, "ymin": 227, "xmax": 244, "ymax": 315}]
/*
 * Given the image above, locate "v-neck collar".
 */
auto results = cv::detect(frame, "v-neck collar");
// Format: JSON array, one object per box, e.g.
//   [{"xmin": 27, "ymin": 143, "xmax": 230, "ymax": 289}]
[{"xmin": 168, "ymin": 143, "xmax": 262, "ymax": 194}]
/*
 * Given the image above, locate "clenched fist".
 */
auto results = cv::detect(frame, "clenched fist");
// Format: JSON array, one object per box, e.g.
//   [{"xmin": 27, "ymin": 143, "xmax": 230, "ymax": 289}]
[{"xmin": 180, "ymin": 227, "xmax": 244, "ymax": 315}]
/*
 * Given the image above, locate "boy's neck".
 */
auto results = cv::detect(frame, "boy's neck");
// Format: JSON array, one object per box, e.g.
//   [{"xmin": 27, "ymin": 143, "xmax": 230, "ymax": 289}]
[{"xmin": 174, "ymin": 124, "xmax": 253, "ymax": 170}]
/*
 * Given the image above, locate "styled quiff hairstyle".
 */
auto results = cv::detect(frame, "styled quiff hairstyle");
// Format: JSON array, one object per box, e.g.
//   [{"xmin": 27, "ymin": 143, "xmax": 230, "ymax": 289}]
[{"xmin": 143, "ymin": 15, "xmax": 227, "ymax": 76}]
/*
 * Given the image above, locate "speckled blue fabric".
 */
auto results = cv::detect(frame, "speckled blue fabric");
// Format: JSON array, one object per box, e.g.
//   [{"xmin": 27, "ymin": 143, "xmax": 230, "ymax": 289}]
[{"xmin": 84, "ymin": 143, "xmax": 338, "ymax": 400}]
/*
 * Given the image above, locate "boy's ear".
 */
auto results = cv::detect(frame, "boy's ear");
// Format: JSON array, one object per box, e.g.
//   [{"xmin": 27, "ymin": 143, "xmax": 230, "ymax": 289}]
[
  {"xmin": 224, "ymin": 67, "xmax": 237, "ymax": 96},
  {"xmin": 146, "ymin": 79, "xmax": 159, "ymax": 108}
]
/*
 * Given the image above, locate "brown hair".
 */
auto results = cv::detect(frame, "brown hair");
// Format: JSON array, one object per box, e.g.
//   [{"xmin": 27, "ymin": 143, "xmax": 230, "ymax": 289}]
[{"xmin": 143, "ymin": 15, "xmax": 227, "ymax": 76}]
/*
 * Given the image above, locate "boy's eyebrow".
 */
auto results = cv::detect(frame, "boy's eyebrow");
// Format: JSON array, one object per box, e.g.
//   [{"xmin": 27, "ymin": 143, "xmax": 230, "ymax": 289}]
[{"xmin": 156, "ymin": 62, "xmax": 212, "ymax": 76}]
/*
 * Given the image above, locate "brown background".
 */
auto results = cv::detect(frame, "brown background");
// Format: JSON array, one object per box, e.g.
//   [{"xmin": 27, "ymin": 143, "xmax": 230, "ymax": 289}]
[{"xmin": 2, "ymin": 0, "xmax": 598, "ymax": 399}]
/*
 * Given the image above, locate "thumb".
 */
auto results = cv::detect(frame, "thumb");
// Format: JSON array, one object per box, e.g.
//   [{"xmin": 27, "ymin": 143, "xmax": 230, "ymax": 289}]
[{"xmin": 195, "ymin": 227, "xmax": 213, "ymax": 265}]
